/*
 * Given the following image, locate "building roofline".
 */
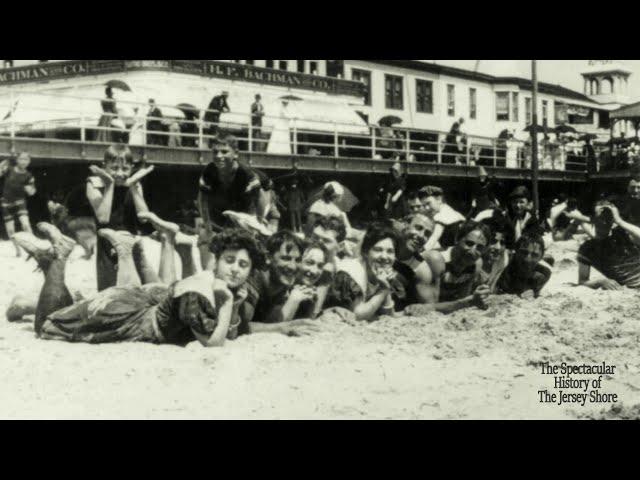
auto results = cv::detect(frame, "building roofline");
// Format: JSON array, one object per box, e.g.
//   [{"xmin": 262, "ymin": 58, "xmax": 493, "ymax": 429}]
[{"xmin": 367, "ymin": 60, "xmax": 601, "ymax": 107}]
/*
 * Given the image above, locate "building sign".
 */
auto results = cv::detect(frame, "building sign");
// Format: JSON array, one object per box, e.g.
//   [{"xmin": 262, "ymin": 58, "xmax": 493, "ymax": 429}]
[{"xmin": 0, "ymin": 60, "xmax": 364, "ymax": 97}]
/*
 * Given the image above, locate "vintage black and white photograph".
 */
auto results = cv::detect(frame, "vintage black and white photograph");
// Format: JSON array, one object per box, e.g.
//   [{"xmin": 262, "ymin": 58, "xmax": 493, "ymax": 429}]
[{"xmin": 0, "ymin": 59, "xmax": 638, "ymax": 420}]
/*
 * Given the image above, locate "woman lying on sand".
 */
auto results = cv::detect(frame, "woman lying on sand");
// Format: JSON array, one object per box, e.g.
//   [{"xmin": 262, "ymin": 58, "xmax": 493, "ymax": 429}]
[
  {"xmin": 12, "ymin": 214, "xmax": 267, "ymax": 347},
  {"xmin": 576, "ymin": 201, "xmax": 640, "ymax": 290},
  {"xmin": 247, "ymin": 230, "xmax": 323, "ymax": 335},
  {"xmin": 324, "ymin": 222, "xmax": 413, "ymax": 320}
]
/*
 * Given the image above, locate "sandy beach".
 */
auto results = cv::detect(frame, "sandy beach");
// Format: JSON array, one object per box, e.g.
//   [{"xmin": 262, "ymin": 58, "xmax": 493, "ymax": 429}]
[{"xmin": 1, "ymin": 237, "xmax": 639, "ymax": 420}]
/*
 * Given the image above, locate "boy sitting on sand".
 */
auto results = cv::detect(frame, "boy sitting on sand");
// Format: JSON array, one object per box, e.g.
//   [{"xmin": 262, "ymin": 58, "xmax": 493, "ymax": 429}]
[
  {"xmin": 576, "ymin": 201, "xmax": 640, "ymax": 290},
  {"xmin": 86, "ymin": 144, "xmax": 154, "ymax": 291}
]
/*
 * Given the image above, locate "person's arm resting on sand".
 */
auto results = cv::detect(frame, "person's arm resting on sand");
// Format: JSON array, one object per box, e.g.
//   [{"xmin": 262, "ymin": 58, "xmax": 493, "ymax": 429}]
[{"xmin": 577, "ymin": 261, "xmax": 622, "ymax": 291}]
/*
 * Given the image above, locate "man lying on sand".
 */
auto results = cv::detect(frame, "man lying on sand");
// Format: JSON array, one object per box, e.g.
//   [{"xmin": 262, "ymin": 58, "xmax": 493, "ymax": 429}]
[
  {"xmin": 576, "ymin": 201, "xmax": 640, "ymax": 290},
  {"xmin": 405, "ymin": 220, "xmax": 491, "ymax": 316},
  {"xmin": 494, "ymin": 233, "xmax": 551, "ymax": 298}
]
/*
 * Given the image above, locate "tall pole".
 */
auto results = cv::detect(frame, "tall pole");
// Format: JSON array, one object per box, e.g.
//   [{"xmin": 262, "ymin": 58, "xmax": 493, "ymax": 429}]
[{"xmin": 531, "ymin": 60, "xmax": 540, "ymax": 216}]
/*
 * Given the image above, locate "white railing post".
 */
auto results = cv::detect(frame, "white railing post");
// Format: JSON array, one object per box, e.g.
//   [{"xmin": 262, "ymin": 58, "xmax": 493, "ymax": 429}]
[
  {"xmin": 9, "ymin": 89, "xmax": 15, "ymax": 141},
  {"xmin": 248, "ymin": 112, "xmax": 253, "ymax": 153},
  {"xmin": 405, "ymin": 130, "xmax": 410, "ymax": 161},
  {"xmin": 493, "ymin": 139, "xmax": 497, "ymax": 167},
  {"xmin": 80, "ymin": 114, "xmax": 86, "ymax": 142},
  {"xmin": 371, "ymin": 128, "xmax": 376, "ymax": 158},
  {"xmin": 466, "ymin": 137, "xmax": 471, "ymax": 165},
  {"xmin": 334, "ymin": 122, "xmax": 339, "ymax": 157},
  {"xmin": 437, "ymin": 134, "xmax": 442, "ymax": 164},
  {"xmin": 198, "ymin": 117, "xmax": 203, "ymax": 149},
  {"xmin": 292, "ymin": 120, "xmax": 298, "ymax": 155}
]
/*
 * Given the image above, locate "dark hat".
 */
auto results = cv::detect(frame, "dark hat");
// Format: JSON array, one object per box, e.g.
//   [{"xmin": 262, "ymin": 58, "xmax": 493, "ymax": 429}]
[{"xmin": 509, "ymin": 186, "xmax": 530, "ymax": 200}]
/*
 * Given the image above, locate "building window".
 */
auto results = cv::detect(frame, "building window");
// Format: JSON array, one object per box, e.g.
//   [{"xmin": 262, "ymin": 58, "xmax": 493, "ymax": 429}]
[
  {"xmin": 245, "ymin": 60, "xmax": 254, "ymax": 65},
  {"xmin": 385, "ymin": 74, "xmax": 403, "ymax": 110},
  {"xmin": 416, "ymin": 79, "xmax": 433, "ymax": 114},
  {"xmin": 2, "ymin": 60, "xmax": 13, "ymax": 68},
  {"xmin": 525, "ymin": 97, "xmax": 532, "ymax": 124},
  {"xmin": 496, "ymin": 92, "xmax": 510, "ymax": 121},
  {"xmin": 296, "ymin": 60, "xmax": 305, "ymax": 73},
  {"xmin": 309, "ymin": 61, "xmax": 318, "ymax": 75},
  {"xmin": 511, "ymin": 92, "xmax": 519, "ymax": 122},
  {"xmin": 326, "ymin": 60, "xmax": 344, "ymax": 78},
  {"xmin": 266, "ymin": 60, "xmax": 274, "ymax": 69},
  {"xmin": 447, "ymin": 84, "xmax": 455, "ymax": 116},
  {"xmin": 352, "ymin": 69, "xmax": 372, "ymax": 106},
  {"xmin": 469, "ymin": 88, "xmax": 477, "ymax": 119},
  {"xmin": 542, "ymin": 100, "xmax": 548, "ymax": 125},
  {"xmin": 278, "ymin": 61, "xmax": 288, "ymax": 70}
]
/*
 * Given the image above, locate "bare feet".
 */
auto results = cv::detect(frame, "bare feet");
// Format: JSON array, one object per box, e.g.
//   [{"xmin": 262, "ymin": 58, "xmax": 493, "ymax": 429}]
[
  {"xmin": 6, "ymin": 294, "xmax": 36, "ymax": 323},
  {"xmin": 125, "ymin": 165, "xmax": 155, "ymax": 187},
  {"xmin": 13, "ymin": 232, "xmax": 54, "ymax": 267},
  {"xmin": 37, "ymin": 223, "xmax": 77, "ymax": 260},
  {"xmin": 137, "ymin": 212, "xmax": 180, "ymax": 240},
  {"xmin": 175, "ymin": 231, "xmax": 198, "ymax": 248},
  {"xmin": 98, "ymin": 229, "xmax": 138, "ymax": 257}
]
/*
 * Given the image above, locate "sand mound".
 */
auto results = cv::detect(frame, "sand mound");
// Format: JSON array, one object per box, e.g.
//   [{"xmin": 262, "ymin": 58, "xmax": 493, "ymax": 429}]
[{"xmin": 1, "ymin": 237, "xmax": 639, "ymax": 419}]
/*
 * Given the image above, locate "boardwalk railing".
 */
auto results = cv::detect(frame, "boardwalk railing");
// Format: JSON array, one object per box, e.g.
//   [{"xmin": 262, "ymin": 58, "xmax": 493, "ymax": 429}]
[{"xmin": 0, "ymin": 89, "xmax": 601, "ymax": 173}]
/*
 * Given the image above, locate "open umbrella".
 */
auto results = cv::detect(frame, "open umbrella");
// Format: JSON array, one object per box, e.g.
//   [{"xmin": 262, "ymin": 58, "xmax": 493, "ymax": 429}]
[
  {"xmin": 523, "ymin": 124, "xmax": 548, "ymax": 134},
  {"xmin": 306, "ymin": 181, "xmax": 359, "ymax": 213},
  {"xmin": 177, "ymin": 103, "xmax": 200, "ymax": 118},
  {"xmin": 555, "ymin": 124, "xmax": 577, "ymax": 134},
  {"xmin": 578, "ymin": 133, "xmax": 598, "ymax": 141},
  {"xmin": 104, "ymin": 79, "xmax": 132, "ymax": 92},
  {"xmin": 279, "ymin": 95, "xmax": 303, "ymax": 101},
  {"xmin": 378, "ymin": 115, "xmax": 402, "ymax": 127}
]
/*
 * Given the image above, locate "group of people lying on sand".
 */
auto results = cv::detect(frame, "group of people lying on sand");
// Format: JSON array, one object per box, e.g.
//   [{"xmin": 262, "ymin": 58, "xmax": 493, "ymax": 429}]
[{"xmin": 6, "ymin": 133, "xmax": 639, "ymax": 348}]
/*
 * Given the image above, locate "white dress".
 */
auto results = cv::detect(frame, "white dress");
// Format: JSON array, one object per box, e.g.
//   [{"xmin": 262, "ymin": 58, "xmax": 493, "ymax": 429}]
[{"xmin": 266, "ymin": 104, "xmax": 292, "ymax": 155}]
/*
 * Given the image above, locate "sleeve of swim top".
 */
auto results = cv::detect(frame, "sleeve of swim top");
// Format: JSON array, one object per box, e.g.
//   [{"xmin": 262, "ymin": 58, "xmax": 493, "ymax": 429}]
[
  {"xmin": 198, "ymin": 163, "xmax": 218, "ymax": 192},
  {"xmin": 242, "ymin": 168, "xmax": 262, "ymax": 194},
  {"xmin": 328, "ymin": 271, "xmax": 363, "ymax": 309},
  {"xmin": 177, "ymin": 292, "xmax": 218, "ymax": 337}
]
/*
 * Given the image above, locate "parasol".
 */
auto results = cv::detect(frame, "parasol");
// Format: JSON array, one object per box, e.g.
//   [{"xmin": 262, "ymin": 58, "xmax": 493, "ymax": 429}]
[
  {"xmin": 104, "ymin": 79, "xmax": 132, "ymax": 92},
  {"xmin": 306, "ymin": 181, "xmax": 359, "ymax": 213},
  {"xmin": 177, "ymin": 103, "xmax": 200, "ymax": 118},
  {"xmin": 523, "ymin": 124, "xmax": 548, "ymax": 134},
  {"xmin": 555, "ymin": 124, "xmax": 577, "ymax": 134},
  {"xmin": 498, "ymin": 129, "xmax": 511, "ymax": 139},
  {"xmin": 578, "ymin": 133, "xmax": 598, "ymax": 142},
  {"xmin": 279, "ymin": 95, "xmax": 303, "ymax": 101},
  {"xmin": 378, "ymin": 115, "xmax": 402, "ymax": 127}
]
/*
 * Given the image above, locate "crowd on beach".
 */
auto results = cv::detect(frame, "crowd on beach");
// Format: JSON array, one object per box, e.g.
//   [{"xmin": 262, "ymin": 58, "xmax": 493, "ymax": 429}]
[{"xmin": 3, "ymin": 131, "xmax": 640, "ymax": 349}]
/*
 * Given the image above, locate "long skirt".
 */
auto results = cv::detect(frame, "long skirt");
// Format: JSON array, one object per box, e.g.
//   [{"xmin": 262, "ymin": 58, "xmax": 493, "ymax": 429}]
[{"xmin": 39, "ymin": 284, "xmax": 170, "ymax": 344}]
